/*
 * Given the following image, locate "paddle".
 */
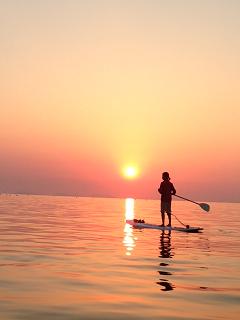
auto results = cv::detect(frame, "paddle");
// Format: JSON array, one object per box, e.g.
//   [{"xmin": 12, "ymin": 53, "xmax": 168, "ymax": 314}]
[{"xmin": 174, "ymin": 194, "xmax": 210, "ymax": 212}]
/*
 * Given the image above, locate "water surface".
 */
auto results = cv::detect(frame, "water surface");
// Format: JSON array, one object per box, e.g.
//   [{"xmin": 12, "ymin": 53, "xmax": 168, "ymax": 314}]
[{"xmin": 0, "ymin": 195, "xmax": 239, "ymax": 319}]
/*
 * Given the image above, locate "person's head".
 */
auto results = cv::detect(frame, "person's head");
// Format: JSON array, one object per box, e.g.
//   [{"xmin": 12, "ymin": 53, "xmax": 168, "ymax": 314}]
[{"xmin": 162, "ymin": 172, "xmax": 170, "ymax": 181}]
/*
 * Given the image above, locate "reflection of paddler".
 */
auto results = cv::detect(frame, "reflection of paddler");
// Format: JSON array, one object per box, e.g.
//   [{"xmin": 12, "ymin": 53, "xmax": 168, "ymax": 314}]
[
  {"xmin": 156, "ymin": 280, "xmax": 174, "ymax": 291},
  {"xmin": 157, "ymin": 230, "xmax": 175, "ymax": 291},
  {"xmin": 159, "ymin": 230, "xmax": 173, "ymax": 259}
]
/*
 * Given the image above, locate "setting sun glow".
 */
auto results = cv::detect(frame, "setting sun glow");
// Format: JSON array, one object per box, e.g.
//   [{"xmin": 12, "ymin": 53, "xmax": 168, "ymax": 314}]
[
  {"xmin": 0, "ymin": 1, "xmax": 239, "ymax": 202},
  {"xmin": 123, "ymin": 166, "xmax": 139, "ymax": 179}
]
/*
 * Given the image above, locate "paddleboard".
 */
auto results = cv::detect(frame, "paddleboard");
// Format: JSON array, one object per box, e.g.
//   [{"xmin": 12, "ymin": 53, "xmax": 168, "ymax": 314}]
[{"xmin": 126, "ymin": 220, "xmax": 203, "ymax": 233}]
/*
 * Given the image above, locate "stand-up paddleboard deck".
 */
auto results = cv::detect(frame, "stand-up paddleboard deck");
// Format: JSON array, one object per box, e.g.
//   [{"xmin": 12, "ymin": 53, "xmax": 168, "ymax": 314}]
[{"xmin": 126, "ymin": 220, "xmax": 203, "ymax": 233}]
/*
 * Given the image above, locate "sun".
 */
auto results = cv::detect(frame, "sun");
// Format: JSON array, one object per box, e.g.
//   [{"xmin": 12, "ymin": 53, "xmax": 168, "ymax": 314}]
[{"xmin": 123, "ymin": 166, "xmax": 139, "ymax": 179}]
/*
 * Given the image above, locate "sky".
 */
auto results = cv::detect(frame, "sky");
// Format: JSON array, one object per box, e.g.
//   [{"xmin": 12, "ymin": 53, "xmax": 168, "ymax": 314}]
[{"xmin": 0, "ymin": 0, "xmax": 239, "ymax": 202}]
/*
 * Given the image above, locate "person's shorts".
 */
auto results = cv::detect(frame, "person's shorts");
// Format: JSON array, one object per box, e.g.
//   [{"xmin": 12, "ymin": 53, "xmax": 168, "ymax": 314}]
[{"xmin": 161, "ymin": 202, "xmax": 172, "ymax": 214}]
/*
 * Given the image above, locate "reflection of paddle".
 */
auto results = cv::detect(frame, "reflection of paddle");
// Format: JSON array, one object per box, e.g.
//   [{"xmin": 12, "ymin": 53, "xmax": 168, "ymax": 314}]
[{"xmin": 174, "ymin": 194, "xmax": 210, "ymax": 212}]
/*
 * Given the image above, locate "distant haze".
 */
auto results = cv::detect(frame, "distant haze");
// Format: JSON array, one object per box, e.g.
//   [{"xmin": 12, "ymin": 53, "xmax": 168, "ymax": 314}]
[{"xmin": 0, "ymin": 1, "xmax": 239, "ymax": 202}]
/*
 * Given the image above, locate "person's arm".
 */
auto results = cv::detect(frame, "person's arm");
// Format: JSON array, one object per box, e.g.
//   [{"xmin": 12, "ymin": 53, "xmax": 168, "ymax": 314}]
[{"xmin": 158, "ymin": 182, "xmax": 163, "ymax": 194}]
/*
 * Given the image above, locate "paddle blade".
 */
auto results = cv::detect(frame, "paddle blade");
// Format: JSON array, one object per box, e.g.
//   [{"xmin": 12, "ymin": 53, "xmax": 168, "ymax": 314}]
[{"xmin": 199, "ymin": 203, "xmax": 210, "ymax": 212}]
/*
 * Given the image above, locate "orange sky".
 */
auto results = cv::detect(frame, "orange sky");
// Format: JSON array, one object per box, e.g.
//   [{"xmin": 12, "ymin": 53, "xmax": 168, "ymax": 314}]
[{"xmin": 0, "ymin": 1, "xmax": 239, "ymax": 201}]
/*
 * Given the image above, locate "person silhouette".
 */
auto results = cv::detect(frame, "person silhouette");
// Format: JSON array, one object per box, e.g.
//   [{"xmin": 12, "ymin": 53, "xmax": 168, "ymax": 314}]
[{"xmin": 158, "ymin": 172, "xmax": 176, "ymax": 227}]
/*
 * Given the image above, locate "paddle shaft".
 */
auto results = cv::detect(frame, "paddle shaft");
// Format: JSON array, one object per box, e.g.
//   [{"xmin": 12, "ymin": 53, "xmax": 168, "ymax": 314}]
[{"xmin": 174, "ymin": 194, "xmax": 200, "ymax": 205}]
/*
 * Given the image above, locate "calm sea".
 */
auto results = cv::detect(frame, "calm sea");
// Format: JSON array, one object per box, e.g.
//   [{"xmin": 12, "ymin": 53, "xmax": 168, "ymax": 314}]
[{"xmin": 0, "ymin": 195, "xmax": 239, "ymax": 320}]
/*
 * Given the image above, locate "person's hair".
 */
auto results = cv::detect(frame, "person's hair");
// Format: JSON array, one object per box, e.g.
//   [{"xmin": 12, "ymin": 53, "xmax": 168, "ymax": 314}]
[{"xmin": 162, "ymin": 172, "xmax": 170, "ymax": 180}]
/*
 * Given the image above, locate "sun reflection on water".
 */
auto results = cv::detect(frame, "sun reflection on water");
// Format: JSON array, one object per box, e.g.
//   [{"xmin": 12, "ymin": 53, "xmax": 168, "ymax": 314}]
[
  {"xmin": 124, "ymin": 198, "xmax": 134, "ymax": 221},
  {"xmin": 123, "ymin": 198, "xmax": 137, "ymax": 256}
]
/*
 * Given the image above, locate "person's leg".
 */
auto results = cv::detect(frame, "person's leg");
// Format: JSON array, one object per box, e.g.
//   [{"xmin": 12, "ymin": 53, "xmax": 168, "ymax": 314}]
[
  {"xmin": 160, "ymin": 202, "xmax": 165, "ymax": 226},
  {"xmin": 161, "ymin": 212, "xmax": 165, "ymax": 226},
  {"xmin": 166, "ymin": 202, "xmax": 172, "ymax": 226},
  {"xmin": 167, "ymin": 213, "xmax": 171, "ymax": 227}
]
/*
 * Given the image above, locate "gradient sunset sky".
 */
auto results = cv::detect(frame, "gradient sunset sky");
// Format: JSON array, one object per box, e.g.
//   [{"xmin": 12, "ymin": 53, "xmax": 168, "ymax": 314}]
[{"xmin": 1, "ymin": 1, "xmax": 239, "ymax": 202}]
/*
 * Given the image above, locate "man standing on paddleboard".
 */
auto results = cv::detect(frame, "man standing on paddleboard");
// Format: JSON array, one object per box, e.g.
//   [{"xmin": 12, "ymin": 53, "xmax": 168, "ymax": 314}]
[{"xmin": 158, "ymin": 172, "xmax": 176, "ymax": 227}]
